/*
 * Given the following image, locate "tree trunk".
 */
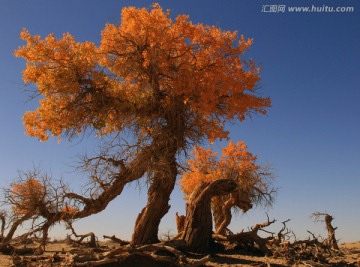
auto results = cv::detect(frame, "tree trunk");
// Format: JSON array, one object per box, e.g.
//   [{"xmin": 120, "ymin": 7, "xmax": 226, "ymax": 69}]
[
  {"xmin": 324, "ymin": 214, "xmax": 339, "ymax": 250},
  {"xmin": 213, "ymin": 190, "xmax": 253, "ymax": 235},
  {"xmin": 313, "ymin": 212, "xmax": 339, "ymax": 250},
  {"xmin": 181, "ymin": 179, "xmax": 237, "ymax": 253},
  {"xmin": 214, "ymin": 197, "xmax": 235, "ymax": 235},
  {"xmin": 131, "ymin": 102, "xmax": 185, "ymax": 245},
  {"xmin": 0, "ymin": 211, "xmax": 35, "ymax": 248},
  {"xmin": 132, "ymin": 153, "xmax": 177, "ymax": 245},
  {"xmin": 212, "ymin": 196, "xmax": 226, "ymax": 234},
  {"xmin": 175, "ymin": 212, "xmax": 186, "ymax": 234}
]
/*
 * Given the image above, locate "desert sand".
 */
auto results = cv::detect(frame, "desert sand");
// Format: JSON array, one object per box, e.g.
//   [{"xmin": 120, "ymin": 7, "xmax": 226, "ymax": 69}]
[{"xmin": 0, "ymin": 239, "xmax": 358, "ymax": 266}]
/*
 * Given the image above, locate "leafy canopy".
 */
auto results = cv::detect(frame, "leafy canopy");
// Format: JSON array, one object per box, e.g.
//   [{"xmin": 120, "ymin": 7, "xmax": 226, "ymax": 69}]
[
  {"xmin": 14, "ymin": 4, "xmax": 270, "ymax": 145},
  {"xmin": 179, "ymin": 141, "xmax": 261, "ymax": 198},
  {"xmin": 10, "ymin": 178, "xmax": 46, "ymax": 216}
]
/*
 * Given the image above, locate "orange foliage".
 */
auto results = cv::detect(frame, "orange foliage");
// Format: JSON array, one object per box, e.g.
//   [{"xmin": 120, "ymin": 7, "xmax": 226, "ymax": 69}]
[
  {"xmin": 60, "ymin": 204, "xmax": 78, "ymax": 215},
  {"xmin": 14, "ymin": 3, "xmax": 270, "ymax": 144},
  {"xmin": 179, "ymin": 141, "xmax": 259, "ymax": 198},
  {"xmin": 10, "ymin": 178, "xmax": 46, "ymax": 216}
]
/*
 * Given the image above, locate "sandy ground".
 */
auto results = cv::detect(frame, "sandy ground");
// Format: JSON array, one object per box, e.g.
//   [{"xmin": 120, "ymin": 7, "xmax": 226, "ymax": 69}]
[{"xmin": 0, "ymin": 240, "xmax": 358, "ymax": 267}]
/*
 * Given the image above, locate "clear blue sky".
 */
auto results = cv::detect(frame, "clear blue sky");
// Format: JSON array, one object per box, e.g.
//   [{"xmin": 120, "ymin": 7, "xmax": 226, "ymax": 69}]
[{"xmin": 0, "ymin": 0, "xmax": 359, "ymax": 242}]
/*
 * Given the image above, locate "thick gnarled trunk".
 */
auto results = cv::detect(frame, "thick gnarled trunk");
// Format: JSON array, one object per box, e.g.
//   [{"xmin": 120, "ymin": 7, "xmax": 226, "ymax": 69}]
[
  {"xmin": 181, "ymin": 179, "xmax": 237, "ymax": 253},
  {"xmin": 132, "ymin": 151, "xmax": 177, "ymax": 245},
  {"xmin": 131, "ymin": 104, "xmax": 185, "ymax": 245}
]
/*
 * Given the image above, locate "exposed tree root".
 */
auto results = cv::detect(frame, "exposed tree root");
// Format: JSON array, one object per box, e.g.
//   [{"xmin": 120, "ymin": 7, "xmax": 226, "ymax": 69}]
[
  {"xmin": 3, "ymin": 212, "xmax": 347, "ymax": 266},
  {"xmin": 9, "ymin": 240, "xmax": 211, "ymax": 267}
]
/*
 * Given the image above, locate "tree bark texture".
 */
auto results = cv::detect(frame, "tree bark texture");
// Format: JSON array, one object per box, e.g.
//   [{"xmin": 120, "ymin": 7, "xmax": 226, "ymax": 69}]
[
  {"xmin": 324, "ymin": 214, "xmax": 339, "ymax": 250},
  {"xmin": 132, "ymin": 148, "xmax": 178, "ymax": 245},
  {"xmin": 213, "ymin": 197, "xmax": 235, "ymax": 235},
  {"xmin": 175, "ymin": 212, "xmax": 186, "ymax": 234},
  {"xmin": 212, "ymin": 191, "xmax": 253, "ymax": 235},
  {"xmin": 181, "ymin": 179, "xmax": 237, "ymax": 253}
]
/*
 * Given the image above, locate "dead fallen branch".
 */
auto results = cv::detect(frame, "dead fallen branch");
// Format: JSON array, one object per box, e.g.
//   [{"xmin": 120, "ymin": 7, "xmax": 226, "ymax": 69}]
[
  {"xmin": 214, "ymin": 214, "xmax": 276, "ymax": 255},
  {"xmin": 10, "ymin": 241, "xmax": 212, "ymax": 267},
  {"xmin": 72, "ymin": 244, "xmax": 211, "ymax": 267},
  {"xmin": 66, "ymin": 222, "xmax": 98, "ymax": 248},
  {"xmin": 103, "ymin": 235, "xmax": 130, "ymax": 246}
]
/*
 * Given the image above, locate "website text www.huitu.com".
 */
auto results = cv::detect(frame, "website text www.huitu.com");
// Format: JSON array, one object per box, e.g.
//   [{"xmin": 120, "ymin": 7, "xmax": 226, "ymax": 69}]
[{"xmin": 261, "ymin": 5, "xmax": 355, "ymax": 13}]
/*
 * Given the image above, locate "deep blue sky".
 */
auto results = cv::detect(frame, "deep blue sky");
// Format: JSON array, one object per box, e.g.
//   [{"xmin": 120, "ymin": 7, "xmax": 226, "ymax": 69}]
[{"xmin": 1, "ymin": 0, "xmax": 359, "ymax": 242}]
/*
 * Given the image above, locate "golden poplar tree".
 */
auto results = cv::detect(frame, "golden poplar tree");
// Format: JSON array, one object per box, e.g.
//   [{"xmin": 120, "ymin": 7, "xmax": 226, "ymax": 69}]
[{"xmin": 15, "ymin": 4, "xmax": 270, "ymax": 244}]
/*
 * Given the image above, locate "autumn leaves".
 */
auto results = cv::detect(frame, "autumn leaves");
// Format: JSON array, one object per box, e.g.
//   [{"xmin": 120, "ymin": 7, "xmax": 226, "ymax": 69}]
[
  {"xmin": 14, "ymin": 3, "xmax": 269, "ymax": 143},
  {"xmin": 180, "ymin": 141, "xmax": 260, "ymax": 197}
]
